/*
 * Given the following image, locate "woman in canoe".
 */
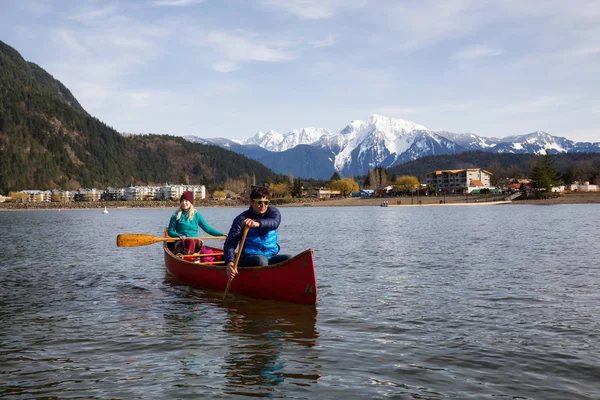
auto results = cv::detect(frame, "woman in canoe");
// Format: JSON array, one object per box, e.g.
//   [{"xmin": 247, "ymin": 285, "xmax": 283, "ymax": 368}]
[{"xmin": 168, "ymin": 191, "xmax": 225, "ymax": 254}]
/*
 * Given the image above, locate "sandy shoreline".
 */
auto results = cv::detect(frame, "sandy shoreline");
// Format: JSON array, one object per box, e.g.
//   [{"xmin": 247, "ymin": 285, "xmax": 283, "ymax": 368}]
[
  {"xmin": 301, "ymin": 192, "xmax": 600, "ymax": 207},
  {"xmin": 1, "ymin": 192, "xmax": 600, "ymax": 211}
]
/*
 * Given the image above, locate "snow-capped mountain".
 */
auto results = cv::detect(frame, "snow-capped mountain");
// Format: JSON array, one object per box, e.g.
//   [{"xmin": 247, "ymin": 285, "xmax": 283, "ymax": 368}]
[
  {"xmin": 183, "ymin": 115, "xmax": 600, "ymax": 179},
  {"xmin": 315, "ymin": 115, "xmax": 458, "ymax": 176},
  {"xmin": 491, "ymin": 131, "xmax": 575, "ymax": 154},
  {"xmin": 434, "ymin": 131, "xmax": 500, "ymax": 151},
  {"xmin": 244, "ymin": 127, "xmax": 332, "ymax": 152}
]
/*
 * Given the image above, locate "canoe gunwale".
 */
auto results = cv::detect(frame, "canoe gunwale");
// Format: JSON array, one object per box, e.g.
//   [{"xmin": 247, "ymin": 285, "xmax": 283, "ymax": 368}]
[{"xmin": 163, "ymin": 243, "xmax": 314, "ymax": 271}]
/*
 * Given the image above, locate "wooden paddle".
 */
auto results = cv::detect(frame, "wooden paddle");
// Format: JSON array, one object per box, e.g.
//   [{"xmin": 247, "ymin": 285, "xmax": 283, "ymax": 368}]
[
  {"xmin": 223, "ymin": 225, "xmax": 250, "ymax": 300},
  {"xmin": 116, "ymin": 233, "xmax": 226, "ymax": 247}
]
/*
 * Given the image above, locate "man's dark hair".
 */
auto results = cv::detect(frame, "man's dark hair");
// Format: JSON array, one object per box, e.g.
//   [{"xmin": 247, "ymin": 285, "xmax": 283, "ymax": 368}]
[{"xmin": 250, "ymin": 186, "xmax": 271, "ymax": 200}]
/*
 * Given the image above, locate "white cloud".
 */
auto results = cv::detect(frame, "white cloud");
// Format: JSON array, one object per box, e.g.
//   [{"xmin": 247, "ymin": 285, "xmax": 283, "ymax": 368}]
[
  {"xmin": 67, "ymin": 5, "xmax": 118, "ymax": 24},
  {"xmin": 153, "ymin": 0, "xmax": 206, "ymax": 6},
  {"xmin": 500, "ymin": 96, "xmax": 568, "ymax": 114},
  {"xmin": 193, "ymin": 30, "xmax": 295, "ymax": 72},
  {"xmin": 454, "ymin": 45, "xmax": 503, "ymax": 60},
  {"xmin": 51, "ymin": 29, "xmax": 89, "ymax": 56},
  {"xmin": 445, "ymin": 102, "xmax": 474, "ymax": 111},
  {"xmin": 568, "ymin": 46, "xmax": 600, "ymax": 57},
  {"xmin": 559, "ymin": 128, "xmax": 600, "ymax": 143},
  {"xmin": 375, "ymin": 106, "xmax": 426, "ymax": 116},
  {"xmin": 262, "ymin": 0, "xmax": 365, "ymax": 19},
  {"xmin": 311, "ymin": 33, "xmax": 336, "ymax": 48},
  {"xmin": 379, "ymin": 0, "xmax": 487, "ymax": 50}
]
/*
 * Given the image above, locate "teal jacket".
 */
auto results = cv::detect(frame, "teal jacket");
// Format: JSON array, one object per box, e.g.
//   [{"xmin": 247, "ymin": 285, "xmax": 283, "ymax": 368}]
[{"xmin": 168, "ymin": 209, "xmax": 224, "ymax": 238}]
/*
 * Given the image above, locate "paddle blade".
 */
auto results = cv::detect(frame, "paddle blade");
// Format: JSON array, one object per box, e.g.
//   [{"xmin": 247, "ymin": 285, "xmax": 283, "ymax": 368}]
[{"xmin": 117, "ymin": 234, "xmax": 166, "ymax": 247}]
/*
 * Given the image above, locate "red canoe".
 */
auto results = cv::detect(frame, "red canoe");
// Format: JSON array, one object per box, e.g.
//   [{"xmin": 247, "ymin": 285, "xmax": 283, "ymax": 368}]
[{"xmin": 164, "ymin": 243, "xmax": 318, "ymax": 305}]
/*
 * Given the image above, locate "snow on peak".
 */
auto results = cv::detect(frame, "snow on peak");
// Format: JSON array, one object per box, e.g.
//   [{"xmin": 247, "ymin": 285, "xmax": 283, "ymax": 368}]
[
  {"xmin": 369, "ymin": 114, "xmax": 427, "ymax": 132},
  {"xmin": 279, "ymin": 127, "xmax": 332, "ymax": 151},
  {"xmin": 329, "ymin": 115, "xmax": 430, "ymax": 172},
  {"xmin": 243, "ymin": 130, "xmax": 284, "ymax": 149},
  {"xmin": 245, "ymin": 127, "xmax": 332, "ymax": 152}
]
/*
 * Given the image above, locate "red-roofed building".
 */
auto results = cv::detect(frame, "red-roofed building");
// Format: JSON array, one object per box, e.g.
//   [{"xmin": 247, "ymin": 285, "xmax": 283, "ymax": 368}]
[{"xmin": 425, "ymin": 168, "xmax": 493, "ymax": 193}]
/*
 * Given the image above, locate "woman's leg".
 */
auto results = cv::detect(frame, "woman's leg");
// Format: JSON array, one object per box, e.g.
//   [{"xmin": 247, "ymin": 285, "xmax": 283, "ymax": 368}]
[{"xmin": 175, "ymin": 239, "xmax": 198, "ymax": 255}]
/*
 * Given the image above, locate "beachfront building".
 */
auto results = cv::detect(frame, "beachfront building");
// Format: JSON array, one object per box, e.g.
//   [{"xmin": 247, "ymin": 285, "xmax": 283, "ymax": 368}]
[
  {"xmin": 101, "ymin": 187, "xmax": 126, "ymax": 201},
  {"xmin": 316, "ymin": 187, "xmax": 341, "ymax": 199},
  {"xmin": 74, "ymin": 188, "xmax": 101, "ymax": 202},
  {"xmin": 51, "ymin": 189, "xmax": 75, "ymax": 202},
  {"xmin": 124, "ymin": 185, "xmax": 162, "ymax": 201},
  {"xmin": 158, "ymin": 184, "xmax": 206, "ymax": 201},
  {"xmin": 12, "ymin": 184, "xmax": 208, "ymax": 203},
  {"xmin": 425, "ymin": 168, "xmax": 493, "ymax": 194},
  {"xmin": 21, "ymin": 190, "xmax": 52, "ymax": 202},
  {"xmin": 566, "ymin": 181, "xmax": 600, "ymax": 192}
]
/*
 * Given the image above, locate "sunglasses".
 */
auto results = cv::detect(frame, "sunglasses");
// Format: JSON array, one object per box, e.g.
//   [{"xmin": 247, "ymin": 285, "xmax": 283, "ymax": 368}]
[{"xmin": 254, "ymin": 200, "xmax": 270, "ymax": 205}]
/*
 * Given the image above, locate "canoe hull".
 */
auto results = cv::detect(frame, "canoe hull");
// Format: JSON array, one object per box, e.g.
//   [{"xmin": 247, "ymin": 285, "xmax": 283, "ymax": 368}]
[{"xmin": 164, "ymin": 245, "xmax": 317, "ymax": 305}]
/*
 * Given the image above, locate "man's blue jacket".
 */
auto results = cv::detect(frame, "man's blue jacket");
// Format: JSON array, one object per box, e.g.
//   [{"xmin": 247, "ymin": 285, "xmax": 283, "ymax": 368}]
[{"xmin": 223, "ymin": 206, "xmax": 281, "ymax": 264}]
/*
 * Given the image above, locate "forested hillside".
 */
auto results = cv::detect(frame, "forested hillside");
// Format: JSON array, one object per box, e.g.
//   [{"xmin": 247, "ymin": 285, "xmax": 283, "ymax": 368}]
[{"xmin": 0, "ymin": 40, "xmax": 275, "ymax": 193}]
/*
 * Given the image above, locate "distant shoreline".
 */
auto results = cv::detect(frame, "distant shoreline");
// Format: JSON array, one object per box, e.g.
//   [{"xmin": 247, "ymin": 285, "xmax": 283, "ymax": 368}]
[{"xmin": 2, "ymin": 192, "xmax": 600, "ymax": 211}]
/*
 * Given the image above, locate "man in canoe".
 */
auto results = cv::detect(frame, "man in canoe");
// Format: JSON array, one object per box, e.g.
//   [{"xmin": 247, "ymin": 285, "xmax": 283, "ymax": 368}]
[
  {"xmin": 168, "ymin": 191, "xmax": 225, "ymax": 254},
  {"xmin": 224, "ymin": 186, "xmax": 290, "ymax": 279}
]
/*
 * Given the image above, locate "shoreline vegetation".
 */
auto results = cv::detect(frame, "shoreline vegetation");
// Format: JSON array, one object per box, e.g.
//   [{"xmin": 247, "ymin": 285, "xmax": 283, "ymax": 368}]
[{"xmin": 1, "ymin": 192, "xmax": 600, "ymax": 211}]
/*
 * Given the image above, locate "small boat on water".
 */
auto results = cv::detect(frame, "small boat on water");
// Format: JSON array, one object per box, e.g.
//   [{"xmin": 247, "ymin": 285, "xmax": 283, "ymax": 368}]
[
  {"xmin": 103, "ymin": 206, "xmax": 109, "ymax": 214},
  {"xmin": 164, "ymin": 241, "xmax": 318, "ymax": 305}
]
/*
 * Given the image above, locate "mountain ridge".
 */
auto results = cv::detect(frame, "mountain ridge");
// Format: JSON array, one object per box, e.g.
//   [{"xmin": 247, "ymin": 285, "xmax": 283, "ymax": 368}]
[{"xmin": 186, "ymin": 114, "xmax": 600, "ymax": 179}]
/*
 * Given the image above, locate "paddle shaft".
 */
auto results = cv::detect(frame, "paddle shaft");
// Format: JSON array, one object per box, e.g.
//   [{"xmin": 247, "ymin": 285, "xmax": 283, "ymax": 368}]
[
  {"xmin": 117, "ymin": 233, "xmax": 226, "ymax": 247},
  {"xmin": 223, "ymin": 226, "xmax": 250, "ymax": 299}
]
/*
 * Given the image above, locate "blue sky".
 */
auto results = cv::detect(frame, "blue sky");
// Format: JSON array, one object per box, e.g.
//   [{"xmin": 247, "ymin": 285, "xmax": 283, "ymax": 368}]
[{"xmin": 2, "ymin": 0, "xmax": 599, "ymax": 142}]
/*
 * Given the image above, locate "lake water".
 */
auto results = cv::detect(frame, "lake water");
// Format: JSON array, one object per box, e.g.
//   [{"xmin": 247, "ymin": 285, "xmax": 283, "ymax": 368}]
[{"xmin": 1, "ymin": 204, "xmax": 599, "ymax": 399}]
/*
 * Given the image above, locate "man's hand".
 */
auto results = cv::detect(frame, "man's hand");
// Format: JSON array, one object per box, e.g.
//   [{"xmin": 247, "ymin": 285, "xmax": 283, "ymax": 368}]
[
  {"xmin": 226, "ymin": 262, "xmax": 237, "ymax": 280},
  {"xmin": 243, "ymin": 218, "xmax": 259, "ymax": 228}
]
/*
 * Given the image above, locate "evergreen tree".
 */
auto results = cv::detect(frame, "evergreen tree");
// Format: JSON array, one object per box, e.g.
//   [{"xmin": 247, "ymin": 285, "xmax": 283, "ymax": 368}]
[
  {"xmin": 530, "ymin": 152, "xmax": 558, "ymax": 192},
  {"xmin": 291, "ymin": 178, "xmax": 303, "ymax": 198}
]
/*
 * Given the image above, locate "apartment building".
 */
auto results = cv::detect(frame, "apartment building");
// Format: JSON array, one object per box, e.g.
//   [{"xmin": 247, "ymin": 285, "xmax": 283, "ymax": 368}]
[{"xmin": 425, "ymin": 168, "xmax": 493, "ymax": 193}]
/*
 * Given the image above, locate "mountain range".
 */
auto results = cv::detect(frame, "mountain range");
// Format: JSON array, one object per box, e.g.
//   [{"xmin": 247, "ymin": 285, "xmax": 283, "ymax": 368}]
[{"xmin": 186, "ymin": 115, "xmax": 600, "ymax": 179}]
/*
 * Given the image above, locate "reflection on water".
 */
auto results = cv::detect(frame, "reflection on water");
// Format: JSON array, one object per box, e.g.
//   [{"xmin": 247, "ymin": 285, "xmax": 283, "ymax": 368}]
[
  {"xmin": 160, "ymin": 281, "xmax": 320, "ymax": 397},
  {"xmin": 219, "ymin": 298, "xmax": 320, "ymax": 396}
]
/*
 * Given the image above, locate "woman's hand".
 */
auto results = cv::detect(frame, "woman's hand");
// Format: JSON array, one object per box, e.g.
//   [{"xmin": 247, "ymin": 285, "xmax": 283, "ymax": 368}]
[
  {"xmin": 226, "ymin": 262, "xmax": 237, "ymax": 279},
  {"xmin": 179, "ymin": 235, "xmax": 186, "ymax": 240}
]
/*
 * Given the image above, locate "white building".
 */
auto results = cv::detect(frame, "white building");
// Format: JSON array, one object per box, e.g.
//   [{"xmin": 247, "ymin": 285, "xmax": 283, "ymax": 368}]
[
  {"xmin": 159, "ymin": 184, "xmax": 206, "ymax": 201},
  {"xmin": 21, "ymin": 190, "xmax": 52, "ymax": 202},
  {"xmin": 102, "ymin": 187, "xmax": 126, "ymax": 201},
  {"xmin": 425, "ymin": 168, "xmax": 493, "ymax": 193},
  {"xmin": 566, "ymin": 181, "xmax": 599, "ymax": 192},
  {"xmin": 51, "ymin": 189, "xmax": 75, "ymax": 202},
  {"xmin": 75, "ymin": 188, "xmax": 101, "ymax": 202},
  {"xmin": 316, "ymin": 187, "xmax": 341, "ymax": 198},
  {"xmin": 124, "ymin": 185, "xmax": 162, "ymax": 201}
]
